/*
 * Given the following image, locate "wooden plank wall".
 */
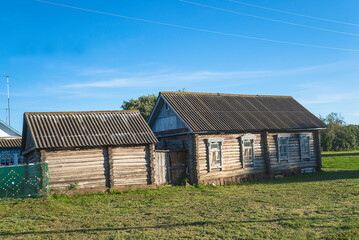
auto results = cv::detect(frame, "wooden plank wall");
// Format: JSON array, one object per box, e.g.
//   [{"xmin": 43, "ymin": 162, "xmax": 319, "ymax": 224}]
[
  {"xmin": 154, "ymin": 151, "xmax": 169, "ymax": 185},
  {"xmin": 268, "ymin": 131, "xmax": 318, "ymax": 174},
  {"xmin": 45, "ymin": 148, "xmax": 108, "ymax": 189},
  {"xmin": 112, "ymin": 146, "xmax": 150, "ymax": 186},
  {"xmin": 197, "ymin": 133, "xmax": 265, "ymax": 182}
]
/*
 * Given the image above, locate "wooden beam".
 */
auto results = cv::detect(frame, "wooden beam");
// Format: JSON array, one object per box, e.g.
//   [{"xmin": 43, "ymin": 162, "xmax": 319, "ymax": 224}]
[
  {"xmin": 315, "ymin": 130, "xmax": 322, "ymax": 171},
  {"xmin": 149, "ymin": 143, "xmax": 156, "ymax": 185},
  {"xmin": 262, "ymin": 131, "xmax": 271, "ymax": 176}
]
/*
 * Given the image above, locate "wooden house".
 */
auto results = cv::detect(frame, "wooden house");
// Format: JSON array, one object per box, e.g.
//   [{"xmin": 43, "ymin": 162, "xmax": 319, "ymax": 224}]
[
  {"xmin": 148, "ymin": 92, "xmax": 326, "ymax": 185},
  {"xmin": 21, "ymin": 110, "xmax": 158, "ymax": 190},
  {"xmin": 0, "ymin": 120, "xmax": 22, "ymax": 167}
]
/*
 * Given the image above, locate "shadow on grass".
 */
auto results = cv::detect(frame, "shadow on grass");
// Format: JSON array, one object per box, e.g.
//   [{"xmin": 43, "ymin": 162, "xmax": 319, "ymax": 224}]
[
  {"xmin": 269, "ymin": 169, "xmax": 359, "ymax": 185},
  {"xmin": 0, "ymin": 218, "xmax": 300, "ymax": 236},
  {"xmin": 322, "ymin": 153, "xmax": 359, "ymax": 157}
]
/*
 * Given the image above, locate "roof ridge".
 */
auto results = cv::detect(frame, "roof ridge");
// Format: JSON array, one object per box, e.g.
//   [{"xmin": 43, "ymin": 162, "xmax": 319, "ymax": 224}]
[
  {"xmin": 160, "ymin": 91, "xmax": 293, "ymax": 98},
  {"xmin": 24, "ymin": 110, "xmax": 140, "ymax": 115}
]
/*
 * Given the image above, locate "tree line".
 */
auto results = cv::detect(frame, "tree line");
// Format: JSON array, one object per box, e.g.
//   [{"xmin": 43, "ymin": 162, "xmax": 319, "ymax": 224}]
[
  {"xmin": 121, "ymin": 94, "xmax": 356, "ymax": 152},
  {"xmin": 320, "ymin": 113, "xmax": 359, "ymax": 151}
]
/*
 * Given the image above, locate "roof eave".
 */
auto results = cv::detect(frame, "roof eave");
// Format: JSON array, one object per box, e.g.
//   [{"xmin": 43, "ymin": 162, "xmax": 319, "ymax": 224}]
[{"xmin": 192, "ymin": 127, "xmax": 326, "ymax": 134}]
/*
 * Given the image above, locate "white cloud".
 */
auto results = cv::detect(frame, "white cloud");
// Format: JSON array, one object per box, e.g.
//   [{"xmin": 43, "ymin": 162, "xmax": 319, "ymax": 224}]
[{"xmin": 64, "ymin": 62, "xmax": 341, "ymax": 89}]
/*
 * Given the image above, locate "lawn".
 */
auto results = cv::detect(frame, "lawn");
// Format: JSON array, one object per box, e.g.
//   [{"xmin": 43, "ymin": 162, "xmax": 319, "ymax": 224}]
[{"xmin": 0, "ymin": 156, "xmax": 358, "ymax": 239}]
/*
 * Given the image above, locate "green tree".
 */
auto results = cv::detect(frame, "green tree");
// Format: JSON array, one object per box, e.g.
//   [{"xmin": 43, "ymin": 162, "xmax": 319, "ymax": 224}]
[
  {"xmin": 320, "ymin": 113, "xmax": 345, "ymax": 151},
  {"xmin": 121, "ymin": 94, "xmax": 158, "ymax": 122},
  {"xmin": 319, "ymin": 112, "xmax": 359, "ymax": 151}
]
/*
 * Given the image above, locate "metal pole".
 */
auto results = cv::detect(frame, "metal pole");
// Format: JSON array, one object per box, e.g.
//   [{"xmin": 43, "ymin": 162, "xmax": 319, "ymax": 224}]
[{"xmin": 6, "ymin": 75, "xmax": 10, "ymax": 126}]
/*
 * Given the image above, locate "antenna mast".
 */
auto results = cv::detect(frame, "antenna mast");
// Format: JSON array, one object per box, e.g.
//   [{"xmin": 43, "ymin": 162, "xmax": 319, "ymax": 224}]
[{"xmin": 6, "ymin": 75, "xmax": 10, "ymax": 126}]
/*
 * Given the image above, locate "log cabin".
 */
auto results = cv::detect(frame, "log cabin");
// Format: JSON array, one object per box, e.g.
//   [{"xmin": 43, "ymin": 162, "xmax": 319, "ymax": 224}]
[
  {"xmin": 148, "ymin": 91, "xmax": 326, "ymax": 185},
  {"xmin": 21, "ymin": 110, "xmax": 158, "ymax": 190}
]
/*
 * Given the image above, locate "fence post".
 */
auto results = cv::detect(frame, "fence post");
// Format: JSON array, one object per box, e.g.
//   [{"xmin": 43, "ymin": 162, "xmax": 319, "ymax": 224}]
[{"xmin": 40, "ymin": 150, "xmax": 48, "ymax": 197}]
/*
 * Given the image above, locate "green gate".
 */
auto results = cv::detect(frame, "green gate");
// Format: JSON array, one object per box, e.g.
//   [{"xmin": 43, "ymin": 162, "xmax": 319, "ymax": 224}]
[{"xmin": 0, "ymin": 163, "xmax": 48, "ymax": 199}]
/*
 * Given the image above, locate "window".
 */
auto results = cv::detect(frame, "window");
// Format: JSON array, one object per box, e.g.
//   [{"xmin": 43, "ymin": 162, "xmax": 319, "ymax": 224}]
[
  {"xmin": 207, "ymin": 139, "xmax": 224, "ymax": 172},
  {"xmin": 277, "ymin": 134, "xmax": 290, "ymax": 162},
  {"xmin": 240, "ymin": 134, "xmax": 256, "ymax": 168},
  {"xmin": 0, "ymin": 151, "xmax": 23, "ymax": 167},
  {"xmin": 300, "ymin": 134, "xmax": 311, "ymax": 161}
]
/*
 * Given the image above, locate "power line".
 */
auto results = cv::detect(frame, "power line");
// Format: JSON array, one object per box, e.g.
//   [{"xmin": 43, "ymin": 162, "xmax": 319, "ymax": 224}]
[
  {"xmin": 35, "ymin": 0, "xmax": 359, "ymax": 52},
  {"xmin": 226, "ymin": 0, "xmax": 359, "ymax": 27},
  {"xmin": 178, "ymin": 0, "xmax": 359, "ymax": 37}
]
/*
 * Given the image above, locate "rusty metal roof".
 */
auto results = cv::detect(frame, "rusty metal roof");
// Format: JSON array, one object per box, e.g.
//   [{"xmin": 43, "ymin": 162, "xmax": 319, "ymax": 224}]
[
  {"xmin": 0, "ymin": 138, "xmax": 22, "ymax": 149},
  {"xmin": 24, "ymin": 110, "xmax": 157, "ymax": 149},
  {"xmin": 158, "ymin": 92, "xmax": 326, "ymax": 132}
]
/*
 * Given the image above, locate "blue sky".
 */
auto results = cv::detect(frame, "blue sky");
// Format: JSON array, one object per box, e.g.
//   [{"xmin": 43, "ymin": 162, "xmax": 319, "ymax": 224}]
[{"xmin": 1, "ymin": 0, "xmax": 359, "ymax": 132}]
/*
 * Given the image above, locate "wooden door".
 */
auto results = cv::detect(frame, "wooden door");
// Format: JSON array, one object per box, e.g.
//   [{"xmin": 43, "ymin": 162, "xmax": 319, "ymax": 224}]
[
  {"xmin": 155, "ymin": 151, "xmax": 170, "ymax": 185},
  {"xmin": 169, "ymin": 149, "xmax": 186, "ymax": 185}
]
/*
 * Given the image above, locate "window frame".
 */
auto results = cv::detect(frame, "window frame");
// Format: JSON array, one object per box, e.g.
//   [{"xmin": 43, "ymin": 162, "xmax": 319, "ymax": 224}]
[
  {"xmin": 240, "ymin": 134, "xmax": 256, "ymax": 168},
  {"xmin": 277, "ymin": 134, "xmax": 290, "ymax": 163},
  {"xmin": 207, "ymin": 139, "xmax": 224, "ymax": 172},
  {"xmin": 0, "ymin": 150, "xmax": 23, "ymax": 167},
  {"xmin": 299, "ymin": 134, "xmax": 311, "ymax": 161}
]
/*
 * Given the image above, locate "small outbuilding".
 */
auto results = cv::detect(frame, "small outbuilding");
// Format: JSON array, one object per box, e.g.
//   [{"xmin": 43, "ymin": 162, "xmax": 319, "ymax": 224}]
[
  {"xmin": 21, "ymin": 110, "xmax": 158, "ymax": 190},
  {"xmin": 148, "ymin": 91, "xmax": 326, "ymax": 185}
]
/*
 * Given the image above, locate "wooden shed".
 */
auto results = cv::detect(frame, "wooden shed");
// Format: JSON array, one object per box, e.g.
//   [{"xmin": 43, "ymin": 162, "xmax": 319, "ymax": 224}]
[
  {"xmin": 148, "ymin": 91, "xmax": 326, "ymax": 185},
  {"xmin": 21, "ymin": 110, "xmax": 158, "ymax": 190}
]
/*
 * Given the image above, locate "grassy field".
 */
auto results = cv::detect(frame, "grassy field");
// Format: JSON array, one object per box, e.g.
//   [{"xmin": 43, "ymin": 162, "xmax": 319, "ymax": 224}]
[
  {"xmin": 322, "ymin": 150, "xmax": 359, "ymax": 156},
  {"xmin": 0, "ymin": 156, "xmax": 359, "ymax": 239}
]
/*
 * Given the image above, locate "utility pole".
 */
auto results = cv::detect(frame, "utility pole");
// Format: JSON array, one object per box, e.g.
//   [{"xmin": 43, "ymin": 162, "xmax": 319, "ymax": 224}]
[{"xmin": 6, "ymin": 75, "xmax": 10, "ymax": 126}]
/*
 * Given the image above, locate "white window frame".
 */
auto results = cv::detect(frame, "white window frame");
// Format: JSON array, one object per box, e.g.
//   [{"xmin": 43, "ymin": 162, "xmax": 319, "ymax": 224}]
[
  {"xmin": 277, "ymin": 134, "xmax": 290, "ymax": 163},
  {"xmin": 207, "ymin": 139, "xmax": 224, "ymax": 172},
  {"xmin": 240, "ymin": 134, "xmax": 256, "ymax": 168},
  {"xmin": 300, "ymin": 134, "xmax": 311, "ymax": 161}
]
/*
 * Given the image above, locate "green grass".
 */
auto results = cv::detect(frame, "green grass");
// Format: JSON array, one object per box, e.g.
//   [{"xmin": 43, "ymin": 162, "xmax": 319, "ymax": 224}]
[
  {"xmin": 322, "ymin": 155, "xmax": 359, "ymax": 170},
  {"xmin": 322, "ymin": 150, "xmax": 359, "ymax": 156},
  {"xmin": 0, "ymin": 157, "xmax": 359, "ymax": 239}
]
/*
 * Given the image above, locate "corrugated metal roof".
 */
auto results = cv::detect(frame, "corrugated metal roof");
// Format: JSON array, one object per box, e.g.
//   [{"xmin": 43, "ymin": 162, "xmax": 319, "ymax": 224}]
[
  {"xmin": 24, "ymin": 110, "xmax": 157, "ymax": 149},
  {"xmin": 158, "ymin": 92, "xmax": 326, "ymax": 132},
  {"xmin": 0, "ymin": 138, "xmax": 22, "ymax": 148}
]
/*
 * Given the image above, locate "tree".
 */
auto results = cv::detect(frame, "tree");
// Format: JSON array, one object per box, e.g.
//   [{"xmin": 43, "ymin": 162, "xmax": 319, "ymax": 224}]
[
  {"xmin": 121, "ymin": 90, "xmax": 186, "ymax": 122},
  {"xmin": 320, "ymin": 113, "xmax": 345, "ymax": 151},
  {"xmin": 121, "ymin": 94, "xmax": 158, "ymax": 122}
]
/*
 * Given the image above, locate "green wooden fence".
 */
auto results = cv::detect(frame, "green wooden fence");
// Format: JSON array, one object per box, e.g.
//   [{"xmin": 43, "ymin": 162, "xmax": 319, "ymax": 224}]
[{"xmin": 0, "ymin": 163, "xmax": 48, "ymax": 199}]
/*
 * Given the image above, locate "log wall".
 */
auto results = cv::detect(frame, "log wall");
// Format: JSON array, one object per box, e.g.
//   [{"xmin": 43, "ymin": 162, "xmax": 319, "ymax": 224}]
[
  {"xmin": 23, "ymin": 144, "xmax": 153, "ymax": 190},
  {"xmin": 268, "ymin": 131, "xmax": 318, "ymax": 174},
  {"xmin": 196, "ymin": 131, "xmax": 320, "ymax": 183},
  {"xmin": 112, "ymin": 146, "xmax": 150, "ymax": 186},
  {"xmin": 197, "ymin": 133, "xmax": 265, "ymax": 182},
  {"xmin": 45, "ymin": 148, "xmax": 108, "ymax": 189}
]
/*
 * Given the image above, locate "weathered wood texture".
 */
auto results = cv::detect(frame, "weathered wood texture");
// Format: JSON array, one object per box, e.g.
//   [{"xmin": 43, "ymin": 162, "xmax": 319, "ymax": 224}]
[
  {"xmin": 197, "ymin": 133, "xmax": 265, "ymax": 182},
  {"xmin": 315, "ymin": 130, "xmax": 322, "ymax": 170},
  {"xmin": 45, "ymin": 148, "xmax": 108, "ymax": 189},
  {"xmin": 268, "ymin": 131, "xmax": 318, "ymax": 174},
  {"xmin": 25, "ymin": 144, "xmax": 153, "ymax": 190},
  {"xmin": 262, "ymin": 131, "xmax": 271, "ymax": 175},
  {"xmin": 154, "ymin": 151, "xmax": 170, "ymax": 185},
  {"xmin": 151, "ymin": 102, "xmax": 187, "ymax": 133},
  {"xmin": 156, "ymin": 134, "xmax": 195, "ymax": 183},
  {"xmin": 112, "ymin": 146, "xmax": 150, "ymax": 186}
]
